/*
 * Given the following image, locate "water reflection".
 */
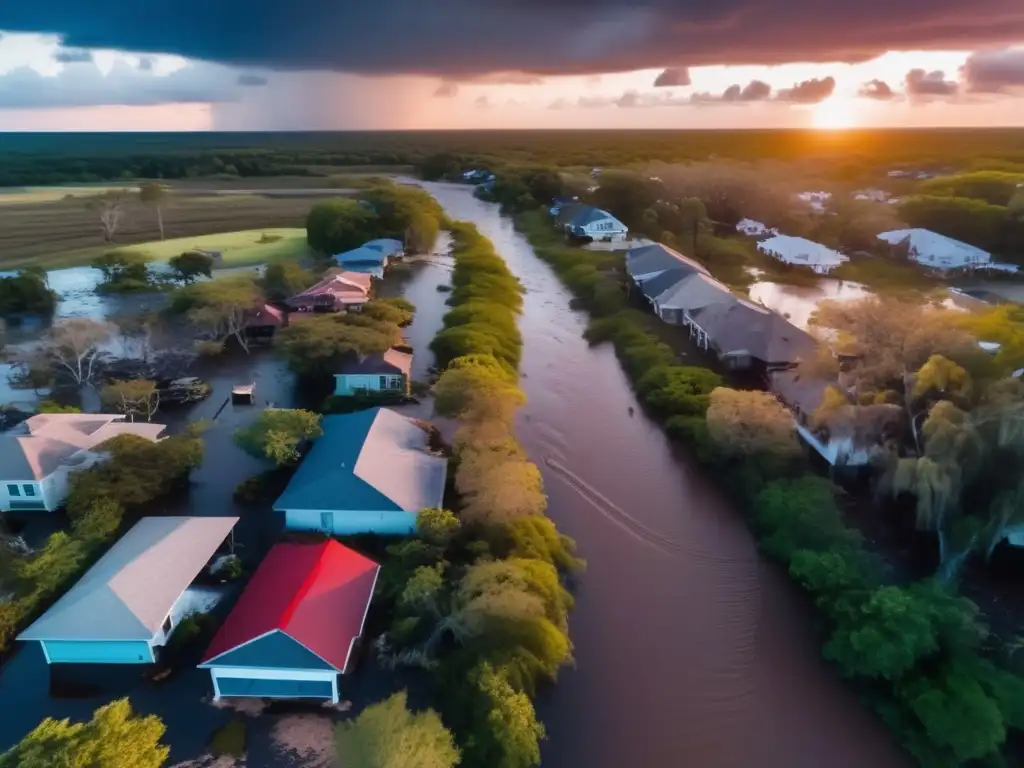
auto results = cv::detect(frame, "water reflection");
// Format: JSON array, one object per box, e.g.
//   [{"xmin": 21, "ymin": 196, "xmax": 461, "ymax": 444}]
[{"xmin": 748, "ymin": 279, "xmax": 871, "ymax": 329}]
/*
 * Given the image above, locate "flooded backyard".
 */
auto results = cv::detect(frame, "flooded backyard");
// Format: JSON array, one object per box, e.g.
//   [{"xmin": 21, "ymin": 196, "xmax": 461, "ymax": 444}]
[{"xmin": 420, "ymin": 181, "xmax": 907, "ymax": 768}]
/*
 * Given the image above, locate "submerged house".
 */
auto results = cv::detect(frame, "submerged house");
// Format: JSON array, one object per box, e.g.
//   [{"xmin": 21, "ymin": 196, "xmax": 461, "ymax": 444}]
[
  {"xmin": 273, "ymin": 408, "xmax": 447, "ymax": 536},
  {"xmin": 363, "ymin": 238, "xmax": 405, "ymax": 259},
  {"xmin": 757, "ymin": 235, "xmax": 848, "ymax": 275},
  {"xmin": 18, "ymin": 516, "xmax": 238, "ymax": 664},
  {"xmin": 0, "ymin": 414, "xmax": 165, "ymax": 513},
  {"xmin": 334, "ymin": 348, "xmax": 412, "ymax": 396},
  {"xmin": 333, "ymin": 246, "xmax": 390, "ymax": 279},
  {"xmin": 769, "ymin": 370, "xmax": 901, "ymax": 467},
  {"xmin": 286, "ymin": 271, "xmax": 372, "ymax": 313},
  {"xmin": 199, "ymin": 539, "xmax": 379, "ymax": 703},
  {"xmin": 876, "ymin": 228, "xmax": 1017, "ymax": 273},
  {"xmin": 626, "ymin": 242, "xmax": 708, "ymax": 284},
  {"xmin": 242, "ymin": 302, "xmax": 287, "ymax": 340},
  {"xmin": 735, "ymin": 219, "xmax": 778, "ymax": 237}
]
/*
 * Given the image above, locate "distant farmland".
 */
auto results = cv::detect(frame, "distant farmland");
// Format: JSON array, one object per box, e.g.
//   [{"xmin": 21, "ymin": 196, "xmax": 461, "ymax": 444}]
[{"xmin": 0, "ymin": 180, "xmax": 358, "ymax": 269}]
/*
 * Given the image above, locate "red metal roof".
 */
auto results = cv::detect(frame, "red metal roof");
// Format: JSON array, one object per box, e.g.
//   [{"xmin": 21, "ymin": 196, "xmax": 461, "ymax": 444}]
[{"xmin": 201, "ymin": 540, "xmax": 379, "ymax": 671}]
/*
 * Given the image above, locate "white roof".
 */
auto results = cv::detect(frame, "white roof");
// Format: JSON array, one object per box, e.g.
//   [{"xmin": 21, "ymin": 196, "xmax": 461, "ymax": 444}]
[
  {"xmin": 0, "ymin": 414, "xmax": 165, "ymax": 480},
  {"xmin": 19, "ymin": 516, "xmax": 238, "ymax": 642},
  {"xmin": 877, "ymin": 229, "xmax": 991, "ymax": 264},
  {"xmin": 736, "ymin": 218, "xmax": 777, "ymax": 236},
  {"xmin": 757, "ymin": 235, "xmax": 848, "ymax": 267}
]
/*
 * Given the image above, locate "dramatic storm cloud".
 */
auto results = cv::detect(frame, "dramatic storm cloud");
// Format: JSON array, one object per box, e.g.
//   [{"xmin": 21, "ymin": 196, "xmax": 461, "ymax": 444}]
[
  {"xmin": 0, "ymin": 59, "xmax": 245, "ymax": 108},
  {"xmin": 2, "ymin": 2, "xmax": 1024, "ymax": 76},
  {"xmin": 776, "ymin": 76, "xmax": 835, "ymax": 104},
  {"xmin": 858, "ymin": 79, "xmax": 896, "ymax": 100},
  {"xmin": 653, "ymin": 67, "xmax": 690, "ymax": 87},
  {"xmin": 905, "ymin": 68, "xmax": 959, "ymax": 98},
  {"xmin": 962, "ymin": 47, "xmax": 1024, "ymax": 92}
]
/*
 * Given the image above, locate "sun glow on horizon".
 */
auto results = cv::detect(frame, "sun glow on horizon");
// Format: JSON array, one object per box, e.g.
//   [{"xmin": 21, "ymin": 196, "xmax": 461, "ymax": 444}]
[{"xmin": 811, "ymin": 96, "xmax": 860, "ymax": 130}]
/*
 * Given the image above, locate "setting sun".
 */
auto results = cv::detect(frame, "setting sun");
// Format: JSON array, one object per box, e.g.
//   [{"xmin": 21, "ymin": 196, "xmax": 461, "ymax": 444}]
[{"xmin": 811, "ymin": 96, "xmax": 859, "ymax": 130}]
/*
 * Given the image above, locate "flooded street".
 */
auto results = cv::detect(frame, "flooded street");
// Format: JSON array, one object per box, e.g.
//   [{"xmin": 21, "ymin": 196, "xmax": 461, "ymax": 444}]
[{"xmin": 420, "ymin": 182, "xmax": 906, "ymax": 768}]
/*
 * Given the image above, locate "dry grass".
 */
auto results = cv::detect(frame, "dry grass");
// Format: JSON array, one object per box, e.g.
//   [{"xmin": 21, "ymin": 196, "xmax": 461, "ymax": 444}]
[
  {"xmin": 270, "ymin": 714, "xmax": 334, "ymax": 768},
  {"xmin": 0, "ymin": 187, "xmax": 348, "ymax": 269}
]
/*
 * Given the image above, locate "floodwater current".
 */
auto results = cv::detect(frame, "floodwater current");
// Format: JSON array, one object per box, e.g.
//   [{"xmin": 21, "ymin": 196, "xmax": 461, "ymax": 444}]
[{"xmin": 419, "ymin": 182, "xmax": 908, "ymax": 768}]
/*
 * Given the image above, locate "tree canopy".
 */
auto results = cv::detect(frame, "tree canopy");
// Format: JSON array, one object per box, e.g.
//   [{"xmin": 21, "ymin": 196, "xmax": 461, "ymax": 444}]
[
  {"xmin": 234, "ymin": 408, "xmax": 323, "ymax": 465},
  {"xmin": 306, "ymin": 198, "xmax": 378, "ymax": 255},
  {"xmin": 168, "ymin": 251, "xmax": 214, "ymax": 284},
  {"xmin": 334, "ymin": 692, "xmax": 460, "ymax": 768}
]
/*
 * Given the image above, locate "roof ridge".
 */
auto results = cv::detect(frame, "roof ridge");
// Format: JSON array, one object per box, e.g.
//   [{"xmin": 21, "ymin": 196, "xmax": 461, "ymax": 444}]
[{"xmin": 278, "ymin": 542, "xmax": 331, "ymax": 631}]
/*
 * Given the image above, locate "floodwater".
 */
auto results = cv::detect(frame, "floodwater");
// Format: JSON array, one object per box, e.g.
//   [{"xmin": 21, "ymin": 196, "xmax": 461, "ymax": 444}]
[
  {"xmin": 748, "ymin": 279, "xmax": 871, "ymax": 329},
  {"xmin": 419, "ymin": 182, "xmax": 907, "ymax": 768}
]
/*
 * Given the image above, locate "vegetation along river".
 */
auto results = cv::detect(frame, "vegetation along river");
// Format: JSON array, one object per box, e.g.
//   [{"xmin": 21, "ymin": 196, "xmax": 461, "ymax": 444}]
[{"xmin": 419, "ymin": 182, "xmax": 908, "ymax": 768}]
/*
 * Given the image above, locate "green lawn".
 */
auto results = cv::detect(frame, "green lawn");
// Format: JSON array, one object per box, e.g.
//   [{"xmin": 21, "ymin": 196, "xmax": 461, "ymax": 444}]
[{"xmin": 0, "ymin": 184, "xmax": 138, "ymax": 205}]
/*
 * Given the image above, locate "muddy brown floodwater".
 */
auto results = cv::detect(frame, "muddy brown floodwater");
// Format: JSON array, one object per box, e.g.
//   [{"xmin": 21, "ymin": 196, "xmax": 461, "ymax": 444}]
[{"xmin": 418, "ymin": 182, "xmax": 908, "ymax": 768}]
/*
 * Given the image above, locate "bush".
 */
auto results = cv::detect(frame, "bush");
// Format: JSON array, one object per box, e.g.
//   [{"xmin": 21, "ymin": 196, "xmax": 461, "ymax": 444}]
[
  {"xmin": 35, "ymin": 401, "xmax": 81, "ymax": 413},
  {"xmin": 210, "ymin": 718, "xmax": 246, "ymax": 758},
  {"xmin": 213, "ymin": 555, "xmax": 244, "ymax": 581}
]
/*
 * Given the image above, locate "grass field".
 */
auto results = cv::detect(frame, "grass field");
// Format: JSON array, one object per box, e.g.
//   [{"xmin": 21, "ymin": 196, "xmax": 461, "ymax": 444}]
[
  {"xmin": 0, "ymin": 184, "xmax": 139, "ymax": 205},
  {"xmin": 0, "ymin": 182, "xmax": 347, "ymax": 269},
  {"xmin": 109, "ymin": 228, "xmax": 310, "ymax": 267}
]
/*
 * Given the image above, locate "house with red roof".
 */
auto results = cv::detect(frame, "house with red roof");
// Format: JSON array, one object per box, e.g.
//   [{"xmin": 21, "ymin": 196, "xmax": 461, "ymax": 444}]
[
  {"xmin": 285, "ymin": 270, "xmax": 371, "ymax": 313},
  {"xmin": 198, "ymin": 540, "xmax": 379, "ymax": 702}
]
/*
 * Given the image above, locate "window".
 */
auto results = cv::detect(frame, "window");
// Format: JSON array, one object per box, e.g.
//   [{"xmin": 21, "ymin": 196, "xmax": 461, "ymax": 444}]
[
  {"xmin": 6, "ymin": 484, "xmax": 20, "ymax": 497},
  {"xmin": 379, "ymin": 375, "xmax": 388, "ymax": 389},
  {"xmin": 389, "ymin": 376, "xmax": 404, "ymax": 390},
  {"xmin": 22, "ymin": 485, "xmax": 35, "ymax": 497},
  {"xmin": 320, "ymin": 512, "xmax": 334, "ymax": 531},
  {"xmin": 162, "ymin": 615, "xmax": 172, "ymax": 634}
]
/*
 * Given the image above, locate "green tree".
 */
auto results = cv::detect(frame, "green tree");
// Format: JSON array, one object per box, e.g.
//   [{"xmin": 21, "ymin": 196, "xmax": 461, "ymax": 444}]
[
  {"xmin": 70, "ymin": 498, "xmax": 124, "ymax": 546},
  {"xmin": 0, "ymin": 698, "xmax": 169, "ymax": 768},
  {"xmin": 276, "ymin": 313, "xmax": 399, "ymax": 376},
  {"xmin": 11, "ymin": 531, "xmax": 86, "ymax": 603},
  {"xmin": 100, "ymin": 379, "xmax": 160, "ymax": 422},
  {"xmin": 138, "ymin": 182, "xmax": 169, "ymax": 240},
  {"xmin": 417, "ymin": 508, "xmax": 461, "ymax": 548},
  {"xmin": 306, "ymin": 198, "xmax": 378, "ymax": 255},
  {"xmin": 676, "ymin": 197, "xmax": 710, "ymax": 257},
  {"xmin": 433, "ymin": 355, "xmax": 525, "ymax": 424},
  {"xmin": 234, "ymin": 409, "xmax": 322, "ymax": 465},
  {"xmin": 178, "ymin": 274, "xmax": 261, "ymax": 354},
  {"xmin": 456, "ymin": 439, "xmax": 547, "ymax": 525},
  {"xmin": 262, "ymin": 260, "xmax": 315, "ymax": 300},
  {"xmin": 168, "ymin": 251, "xmax": 214, "ymax": 284},
  {"xmin": 468, "ymin": 663, "xmax": 546, "ymax": 768},
  {"xmin": 0, "ymin": 271, "xmax": 57, "ymax": 317},
  {"xmin": 334, "ymin": 691, "xmax": 460, "ymax": 768},
  {"xmin": 397, "ymin": 563, "xmax": 446, "ymax": 618}
]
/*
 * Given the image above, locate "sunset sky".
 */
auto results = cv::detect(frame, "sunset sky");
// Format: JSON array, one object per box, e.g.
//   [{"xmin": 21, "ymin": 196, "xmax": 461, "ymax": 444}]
[{"xmin": 1, "ymin": 2, "xmax": 1023, "ymax": 131}]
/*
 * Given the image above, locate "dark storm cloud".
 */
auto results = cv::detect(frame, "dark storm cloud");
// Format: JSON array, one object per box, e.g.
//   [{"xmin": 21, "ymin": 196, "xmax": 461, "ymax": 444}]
[
  {"xmin": 905, "ymin": 68, "xmax": 959, "ymax": 97},
  {"xmin": 52, "ymin": 48, "xmax": 93, "ymax": 63},
  {"xmin": 236, "ymin": 73, "xmax": 268, "ymax": 86},
  {"xmin": 137, "ymin": 56, "xmax": 154, "ymax": 71},
  {"xmin": 858, "ymin": 79, "xmax": 896, "ymax": 99},
  {"xmin": 3, "ymin": 2, "xmax": 1024, "ymax": 76},
  {"xmin": 962, "ymin": 47, "xmax": 1024, "ymax": 92},
  {"xmin": 434, "ymin": 81, "xmax": 459, "ymax": 97},
  {"xmin": 776, "ymin": 76, "xmax": 835, "ymax": 103},
  {"xmin": 653, "ymin": 67, "xmax": 690, "ymax": 87}
]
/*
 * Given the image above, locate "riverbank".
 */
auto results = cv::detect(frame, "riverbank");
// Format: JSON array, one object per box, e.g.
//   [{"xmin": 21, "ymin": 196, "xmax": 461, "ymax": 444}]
[{"xmin": 512, "ymin": 206, "xmax": 1024, "ymax": 766}]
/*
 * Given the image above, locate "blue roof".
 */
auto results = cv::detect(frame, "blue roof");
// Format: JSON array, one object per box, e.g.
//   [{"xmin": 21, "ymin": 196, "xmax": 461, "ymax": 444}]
[
  {"xmin": 334, "ymin": 246, "xmax": 387, "ymax": 265},
  {"xmin": 273, "ymin": 408, "xmax": 447, "ymax": 514},
  {"xmin": 363, "ymin": 239, "xmax": 404, "ymax": 257}
]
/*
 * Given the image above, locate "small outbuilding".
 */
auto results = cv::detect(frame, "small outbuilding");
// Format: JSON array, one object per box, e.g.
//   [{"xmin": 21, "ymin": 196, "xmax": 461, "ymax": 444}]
[
  {"xmin": 199, "ymin": 539, "xmax": 379, "ymax": 703},
  {"xmin": 18, "ymin": 516, "xmax": 238, "ymax": 665}
]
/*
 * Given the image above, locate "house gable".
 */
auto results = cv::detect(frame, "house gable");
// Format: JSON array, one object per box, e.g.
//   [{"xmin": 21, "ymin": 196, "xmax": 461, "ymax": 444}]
[{"xmin": 203, "ymin": 629, "xmax": 336, "ymax": 671}]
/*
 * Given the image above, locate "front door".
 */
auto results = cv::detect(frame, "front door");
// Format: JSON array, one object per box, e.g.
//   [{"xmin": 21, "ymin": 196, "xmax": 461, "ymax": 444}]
[{"xmin": 319, "ymin": 512, "xmax": 334, "ymax": 532}]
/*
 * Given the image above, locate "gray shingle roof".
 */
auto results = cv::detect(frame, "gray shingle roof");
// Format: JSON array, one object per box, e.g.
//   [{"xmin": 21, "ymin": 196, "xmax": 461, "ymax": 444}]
[
  {"xmin": 627, "ymin": 243, "xmax": 708, "ymax": 280},
  {"xmin": 653, "ymin": 272, "xmax": 735, "ymax": 312},
  {"xmin": 695, "ymin": 300, "xmax": 818, "ymax": 365}
]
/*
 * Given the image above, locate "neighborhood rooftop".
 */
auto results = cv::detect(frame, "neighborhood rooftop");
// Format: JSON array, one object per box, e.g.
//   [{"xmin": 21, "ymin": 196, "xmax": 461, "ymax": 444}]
[
  {"xmin": 200, "ymin": 540, "xmax": 379, "ymax": 673},
  {"xmin": 756, "ymin": 235, "xmax": 848, "ymax": 272},
  {"xmin": 336, "ymin": 348, "xmax": 413, "ymax": 377},
  {"xmin": 18, "ymin": 516, "xmax": 238, "ymax": 642},
  {"xmin": 627, "ymin": 242, "xmax": 709, "ymax": 280},
  {"xmin": 273, "ymin": 408, "xmax": 446, "ymax": 514},
  {"xmin": 0, "ymin": 414, "xmax": 166, "ymax": 480}
]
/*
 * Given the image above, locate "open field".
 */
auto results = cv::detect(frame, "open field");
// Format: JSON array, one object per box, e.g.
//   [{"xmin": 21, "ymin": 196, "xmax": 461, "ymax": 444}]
[
  {"xmin": 0, "ymin": 187, "xmax": 343, "ymax": 269},
  {"xmin": 0, "ymin": 184, "xmax": 140, "ymax": 205},
  {"xmin": 106, "ymin": 228, "xmax": 310, "ymax": 267}
]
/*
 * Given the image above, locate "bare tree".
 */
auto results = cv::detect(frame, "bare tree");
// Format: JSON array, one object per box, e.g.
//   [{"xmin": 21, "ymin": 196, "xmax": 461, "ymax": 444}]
[
  {"xmin": 100, "ymin": 379, "xmax": 160, "ymax": 422},
  {"xmin": 183, "ymin": 275, "xmax": 261, "ymax": 355},
  {"xmin": 44, "ymin": 318, "xmax": 114, "ymax": 386},
  {"xmin": 139, "ymin": 182, "xmax": 169, "ymax": 240},
  {"xmin": 87, "ymin": 191, "xmax": 129, "ymax": 242}
]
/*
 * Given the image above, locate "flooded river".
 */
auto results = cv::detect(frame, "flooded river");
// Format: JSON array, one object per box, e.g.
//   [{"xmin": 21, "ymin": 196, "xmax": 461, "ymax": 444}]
[{"xmin": 420, "ymin": 182, "xmax": 906, "ymax": 768}]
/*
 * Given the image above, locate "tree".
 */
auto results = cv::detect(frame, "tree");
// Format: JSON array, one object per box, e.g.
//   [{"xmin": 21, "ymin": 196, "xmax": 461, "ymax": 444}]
[
  {"xmin": 334, "ymin": 691, "xmax": 460, "ymax": 768},
  {"xmin": 0, "ymin": 698, "xmax": 169, "ymax": 768},
  {"xmin": 43, "ymin": 318, "xmax": 114, "ymax": 386},
  {"xmin": 181, "ymin": 274, "xmax": 261, "ymax": 354},
  {"xmin": 168, "ymin": 251, "xmax": 214, "ymax": 284},
  {"xmin": 87, "ymin": 190, "xmax": 129, "ymax": 242},
  {"xmin": 262, "ymin": 260, "xmax": 315, "ymax": 300},
  {"xmin": 306, "ymin": 198, "xmax": 378, "ymax": 255},
  {"xmin": 0, "ymin": 271, "xmax": 57, "ymax": 317},
  {"xmin": 676, "ymin": 197, "xmax": 710, "ymax": 257},
  {"xmin": 276, "ymin": 314, "xmax": 399, "ymax": 376},
  {"xmin": 899, "ymin": 195, "xmax": 1007, "ymax": 254},
  {"xmin": 234, "ymin": 408, "xmax": 322, "ymax": 465},
  {"xmin": 468, "ymin": 664, "xmax": 546, "ymax": 768},
  {"xmin": 455, "ymin": 439, "xmax": 547, "ymax": 525},
  {"xmin": 705, "ymin": 387, "xmax": 799, "ymax": 457},
  {"xmin": 138, "ymin": 182, "xmax": 169, "ymax": 240},
  {"xmin": 92, "ymin": 251, "xmax": 153, "ymax": 292},
  {"xmin": 100, "ymin": 379, "xmax": 159, "ymax": 422},
  {"xmin": 397, "ymin": 563, "xmax": 446, "ymax": 618},
  {"xmin": 416, "ymin": 507, "xmax": 461, "ymax": 548},
  {"xmin": 433, "ymin": 354, "xmax": 525, "ymax": 425}
]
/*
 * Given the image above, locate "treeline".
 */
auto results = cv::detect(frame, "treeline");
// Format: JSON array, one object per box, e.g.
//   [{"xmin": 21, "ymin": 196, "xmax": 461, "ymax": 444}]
[
  {"xmin": 516, "ymin": 212, "xmax": 1024, "ymax": 765},
  {"xmin": 369, "ymin": 223, "xmax": 579, "ymax": 768},
  {"xmin": 7, "ymin": 129, "xmax": 1024, "ymax": 187}
]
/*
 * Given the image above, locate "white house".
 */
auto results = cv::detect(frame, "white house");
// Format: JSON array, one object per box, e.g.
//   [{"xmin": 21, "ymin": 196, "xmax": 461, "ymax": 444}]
[
  {"xmin": 757, "ymin": 235, "xmax": 849, "ymax": 275},
  {"xmin": 735, "ymin": 218, "xmax": 778, "ymax": 237},
  {"xmin": 560, "ymin": 205, "xmax": 629, "ymax": 242},
  {"xmin": 18, "ymin": 516, "xmax": 238, "ymax": 665},
  {"xmin": 877, "ymin": 228, "xmax": 1016, "ymax": 272},
  {"xmin": 796, "ymin": 191, "xmax": 832, "ymax": 213},
  {"xmin": 853, "ymin": 188, "xmax": 890, "ymax": 203},
  {"xmin": 334, "ymin": 348, "xmax": 412, "ymax": 396},
  {"xmin": 0, "ymin": 413, "xmax": 166, "ymax": 512},
  {"xmin": 273, "ymin": 408, "xmax": 447, "ymax": 536}
]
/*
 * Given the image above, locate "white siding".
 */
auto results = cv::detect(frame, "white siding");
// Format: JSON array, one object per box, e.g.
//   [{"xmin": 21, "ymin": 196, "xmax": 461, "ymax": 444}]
[
  {"xmin": 151, "ymin": 586, "xmax": 227, "ymax": 648},
  {"xmin": 1, "ymin": 479, "xmax": 49, "ymax": 512},
  {"xmin": 284, "ymin": 508, "xmax": 418, "ymax": 536}
]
